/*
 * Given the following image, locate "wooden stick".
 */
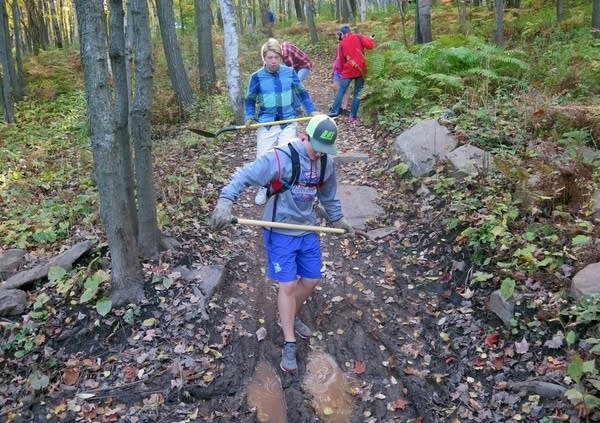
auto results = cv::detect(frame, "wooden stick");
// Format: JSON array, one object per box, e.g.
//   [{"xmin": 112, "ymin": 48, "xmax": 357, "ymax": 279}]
[{"xmin": 232, "ymin": 217, "xmax": 345, "ymax": 234}]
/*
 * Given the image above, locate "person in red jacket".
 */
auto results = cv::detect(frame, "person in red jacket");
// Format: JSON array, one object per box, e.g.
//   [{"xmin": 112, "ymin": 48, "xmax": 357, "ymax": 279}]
[{"xmin": 328, "ymin": 25, "xmax": 375, "ymax": 123}]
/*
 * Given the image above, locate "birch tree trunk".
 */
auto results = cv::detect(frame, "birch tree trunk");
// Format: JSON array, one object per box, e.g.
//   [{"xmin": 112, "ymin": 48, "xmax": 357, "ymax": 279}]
[
  {"xmin": 218, "ymin": 0, "xmax": 244, "ymax": 123},
  {"xmin": 74, "ymin": 0, "xmax": 145, "ymax": 307},
  {"xmin": 130, "ymin": 0, "xmax": 161, "ymax": 258},
  {"xmin": 359, "ymin": 0, "xmax": 367, "ymax": 22},
  {"xmin": 196, "ymin": 0, "xmax": 217, "ymax": 91},
  {"xmin": 156, "ymin": 0, "xmax": 195, "ymax": 108}
]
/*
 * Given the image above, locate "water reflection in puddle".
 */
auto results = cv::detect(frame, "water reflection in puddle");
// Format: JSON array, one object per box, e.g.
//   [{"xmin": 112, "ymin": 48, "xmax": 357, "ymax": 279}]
[
  {"xmin": 247, "ymin": 360, "xmax": 287, "ymax": 423},
  {"xmin": 303, "ymin": 350, "xmax": 354, "ymax": 422}
]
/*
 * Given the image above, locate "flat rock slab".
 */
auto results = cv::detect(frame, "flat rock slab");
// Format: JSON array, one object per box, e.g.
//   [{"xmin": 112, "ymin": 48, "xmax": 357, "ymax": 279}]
[{"xmin": 337, "ymin": 184, "xmax": 383, "ymax": 229}]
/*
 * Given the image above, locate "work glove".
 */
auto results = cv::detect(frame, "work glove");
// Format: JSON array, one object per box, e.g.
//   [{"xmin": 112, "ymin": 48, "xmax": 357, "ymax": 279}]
[
  {"xmin": 210, "ymin": 198, "xmax": 233, "ymax": 231},
  {"xmin": 310, "ymin": 111, "xmax": 324, "ymax": 117},
  {"xmin": 244, "ymin": 119, "xmax": 256, "ymax": 128},
  {"xmin": 332, "ymin": 217, "xmax": 355, "ymax": 238}
]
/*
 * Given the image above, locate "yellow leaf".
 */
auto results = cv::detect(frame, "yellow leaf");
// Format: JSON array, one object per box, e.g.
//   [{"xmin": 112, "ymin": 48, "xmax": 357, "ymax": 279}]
[
  {"xmin": 323, "ymin": 406, "xmax": 334, "ymax": 415},
  {"xmin": 142, "ymin": 318, "xmax": 155, "ymax": 327},
  {"xmin": 439, "ymin": 332, "xmax": 450, "ymax": 341}
]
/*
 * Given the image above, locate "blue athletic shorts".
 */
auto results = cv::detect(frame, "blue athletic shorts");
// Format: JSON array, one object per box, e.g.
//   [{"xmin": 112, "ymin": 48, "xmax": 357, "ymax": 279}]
[{"xmin": 263, "ymin": 230, "xmax": 321, "ymax": 282}]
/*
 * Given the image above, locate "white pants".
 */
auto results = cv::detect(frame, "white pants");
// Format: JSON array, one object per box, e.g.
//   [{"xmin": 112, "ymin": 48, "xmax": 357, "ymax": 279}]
[{"xmin": 256, "ymin": 123, "xmax": 297, "ymax": 158}]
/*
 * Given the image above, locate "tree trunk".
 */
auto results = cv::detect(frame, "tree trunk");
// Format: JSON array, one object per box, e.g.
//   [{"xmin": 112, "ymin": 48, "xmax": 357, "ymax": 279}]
[
  {"xmin": 359, "ymin": 0, "xmax": 367, "ymax": 22},
  {"xmin": 304, "ymin": 0, "xmax": 318, "ymax": 44},
  {"xmin": 109, "ymin": 0, "xmax": 137, "ymax": 236},
  {"xmin": 130, "ymin": 0, "xmax": 161, "ymax": 258},
  {"xmin": 74, "ymin": 0, "xmax": 145, "ymax": 307},
  {"xmin": 0, "ymin": 0, "xmax": 14, "ymax": 123},
  {"xmin": 293, "ymin": 0, "xmax": 305, "ymax": 21},
  {"xmin": 414, "ymin": 0, "xmax": 432, "ymax": 44},
  {"xmin": 11, "ymin": 0, "xmax": 26, "ymax": 100},
  {"xmin": 494, "ymin": 0, "xmax": 504, "ymax": 46},
  {"xmin": 48, "ymin": 0, "xmax": 63, "ymax": 48},
  {"xmin": 459, "ymin": 0, "xmax": 467, "ymax": 34},
  {"xmin": 556, "ymin": 0, "xmax": 564, "ymax": 23},
  {"xmin": 258, "ymin": 0, "xmax": 272, "ymax": 36},
  {"xmin": 24, "ymin": 0, "xmax": 44, "ymax": 54},
  {"xmin": 156, "ymin": 0, "xmax": 195, "ymax": 108},
  {"xmin": 218, "ymin": 0, "xmax": 244, "ymax": 123},
  {"xmin": 196, "ymin": 0, "xmax": 217, "ymax": 91},
  {"xmin": 593, "ymin": 0, "xmax": 600, "ymax": 39}
]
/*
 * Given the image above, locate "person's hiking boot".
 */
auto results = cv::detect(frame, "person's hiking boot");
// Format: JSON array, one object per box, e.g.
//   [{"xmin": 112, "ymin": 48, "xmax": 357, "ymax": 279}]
[
  {"xmin": 278, "ymin": 318, "xmax": 313, "ymax": 340},
  {"xmin": 327, "ymin": 111, "xmax": 339, "ymax": 118},
  {"xmin": 254, "ymin": 187, "xmax": 268, "ymax": 205},
  {"xmin": 340, "ymin": 108, "xmax": 349, "ymax": 116},
  {"xmin": 348, "ymin": 116, "xmax": 358, "ymax": 123},
  {"xmin": 280, "ymin": 342, "xmax": 298, "ymax": 373}
]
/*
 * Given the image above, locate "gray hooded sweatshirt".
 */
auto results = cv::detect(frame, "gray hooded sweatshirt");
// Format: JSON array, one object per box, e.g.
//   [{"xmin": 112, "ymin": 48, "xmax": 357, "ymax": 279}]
[{"xmin": 219, "ymin": 139, "xmax": 343, "ymax": 236}]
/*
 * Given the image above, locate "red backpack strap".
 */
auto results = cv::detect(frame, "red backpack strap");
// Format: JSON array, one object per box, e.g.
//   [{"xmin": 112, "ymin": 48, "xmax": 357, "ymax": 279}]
[{"xmin": 271, "ymin": 147, "xmax": 283, "ymax": 192}]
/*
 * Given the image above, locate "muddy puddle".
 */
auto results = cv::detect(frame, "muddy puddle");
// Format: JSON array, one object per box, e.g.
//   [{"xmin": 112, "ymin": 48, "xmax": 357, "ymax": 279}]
[
  {"xmin": 247, "ymin": 360, "xmax": 288, "ymax": 423},
  {"xmin": 303, "ymin": 350, "xmax": 355, "ymax": 422}
]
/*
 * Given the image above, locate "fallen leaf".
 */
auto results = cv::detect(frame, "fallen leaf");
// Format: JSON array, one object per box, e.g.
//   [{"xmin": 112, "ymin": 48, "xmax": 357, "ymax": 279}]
[
  {"xmin": 515, "ymin": 337, "xmax": 529, "ymax": 354},
  {"xmin": 390, "ymin": 398, "xmax": 408, "ymax": 410},
  {"xmin": 485, "ymin": 332, "xmax": 500, "ymax": 348},
  {"xmin": 355, "ymin": 360, "xmax": 366, "ymax": 375}
]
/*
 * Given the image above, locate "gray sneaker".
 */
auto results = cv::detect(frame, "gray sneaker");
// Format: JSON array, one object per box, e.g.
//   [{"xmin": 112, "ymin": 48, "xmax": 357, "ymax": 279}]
[
  {"xmin": 278, "ymin": 318, "xmax": 313, "ymax": 340},
  {"xmin": 293, "ymin": 318, "xmax": 313, "ymax": 340},
  {"xmin": 280, "ymin": 342, "xmax": 298, "ymax": 373}
]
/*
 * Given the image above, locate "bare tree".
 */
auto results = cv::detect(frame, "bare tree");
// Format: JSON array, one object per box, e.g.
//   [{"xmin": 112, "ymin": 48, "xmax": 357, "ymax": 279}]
[
  {"xmin": 305, "ymin": 0, "xmax": 318, "ymax": 44},
  {"xmin": 593, "ymin": 0, "xmax": 600, "ymax": 39},
  {"xmin": 494, "ymin": 0, "xmax": 504, "ymax": 46},
  {"xmin": 196, "ymin": 0, "xmax": 217, "ymax": 91},
  {"xmin": 556, "ymin": 0, "xmax": 564, "ymax": 23},
  {"xmin": 414, "ymin": 0, "xmax": 432, "ymax": 44},
  {"xmin": 109, "ymin": 0, "xmax": 137, "ymax": 235},
  {"xmin": 11, "ymin": 0, "xmax": 26, "ymax": 100},
  {"xmin": 74, "ymin": 0, "xmax": 145, "ymax": 306},
  {"xmin": 130, "ymin": 0, "xmax": 162, "ymax": 258},
  {"xmin": 218, "ymin": 0, "xmax": 244, "ymax": 122},
  {"xmin": 156, "ymin": 0, "xmax": 195, "ymax": 108}
]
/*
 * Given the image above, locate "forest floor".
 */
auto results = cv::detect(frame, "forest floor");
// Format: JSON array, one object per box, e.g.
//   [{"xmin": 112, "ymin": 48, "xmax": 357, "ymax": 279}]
[{"xmin": 2, "ymin": 55, "xmax": 585, "ymax": 422}]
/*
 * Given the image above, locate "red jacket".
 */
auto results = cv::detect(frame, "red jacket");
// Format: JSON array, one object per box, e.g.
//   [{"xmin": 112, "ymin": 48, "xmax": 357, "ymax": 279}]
[{"xmin": 339, "ymin": 32, "xmax": 375, "ymax": 79}]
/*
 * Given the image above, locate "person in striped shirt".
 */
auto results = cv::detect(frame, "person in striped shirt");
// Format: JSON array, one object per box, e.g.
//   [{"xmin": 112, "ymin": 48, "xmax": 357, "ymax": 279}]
[
  {"xmin": 281, "ymin": 41, "xmax": 313, "ymax": 114},
  {"xmin": 245, "ymin": 38, "xmax": 321, "ymax": 205}
]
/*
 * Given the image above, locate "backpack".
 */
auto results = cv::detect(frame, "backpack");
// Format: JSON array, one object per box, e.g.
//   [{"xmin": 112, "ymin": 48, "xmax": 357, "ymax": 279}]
[
  {"xmin": 267, "ymin": 143, "xmax": 327, "ymax": 222},
  {"xmin": 268, "ymin": 143, "xmax": 327, "ymax": 197}
]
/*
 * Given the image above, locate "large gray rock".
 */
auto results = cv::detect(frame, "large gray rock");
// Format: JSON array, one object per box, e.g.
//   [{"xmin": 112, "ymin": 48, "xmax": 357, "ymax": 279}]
[
  {"xmin": 571, "ymin": 263, "xmax": 600, "ymax": 299},
  {"xmin": 0, "ymin": 289, "xmax": 27, "ymax": 316},
  {"xmin": 446, "ymin": 144, "xmax": 494, "ymax": 176},
  {"xmin": 337, "ymin": 184, "xmax": 383, "ymax": 229},
  {"xmin": 393, "ymin": 119, "xmax": 457, "ymax": 176},
  {"xmin": 0, "ymin": 249, "xmax": 27, "ymax": 280}
]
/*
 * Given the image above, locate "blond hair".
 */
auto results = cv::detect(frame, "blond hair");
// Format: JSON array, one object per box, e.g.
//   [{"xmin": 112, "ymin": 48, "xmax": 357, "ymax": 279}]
[{"xmin": 261, "ymin": 38, "xmax": 283, "ymax": 59}]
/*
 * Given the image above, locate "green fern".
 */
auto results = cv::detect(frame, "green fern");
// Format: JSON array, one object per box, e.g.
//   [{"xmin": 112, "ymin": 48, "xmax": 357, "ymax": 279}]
[{"xmin": 425, "ymin": 73, "xmax": 464, "ymax": 89}]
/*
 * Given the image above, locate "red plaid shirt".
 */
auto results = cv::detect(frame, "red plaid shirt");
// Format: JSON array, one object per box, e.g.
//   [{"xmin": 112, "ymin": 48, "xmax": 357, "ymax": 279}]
[{"xmin": 281, "ymin": 42, "xmax": 312, "ymax": 72}]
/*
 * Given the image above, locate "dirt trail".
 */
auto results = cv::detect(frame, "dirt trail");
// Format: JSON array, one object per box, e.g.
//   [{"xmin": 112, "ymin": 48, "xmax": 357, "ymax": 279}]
[
  {"xmin": 15, "ymin": 54, "xmax": 579, "ymax": 423},
  {"xmin": 180, "ymin": 59, "xmax": 467, "ymax": 421}
]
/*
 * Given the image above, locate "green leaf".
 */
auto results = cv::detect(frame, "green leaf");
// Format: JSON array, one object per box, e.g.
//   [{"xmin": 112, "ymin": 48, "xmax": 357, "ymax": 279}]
[
  {"xmin": 48, "ymin": 266, "xmax": 67, "ymax": 282},
  {"xmin": 500, "ymin": 278, "xmax": 516, "ymax": 301},
  {"xmin": 565, "ymin": 388, "xmax": 583, "ymax": 404},
  {"xmin": 566, "ymin": 331, "xmax": 577, "ymax": 347},
  {"xmin": 28, "ymin": 370, "xmax": 50, "ymax": 390},
  {"xmin": 583, "ymin": 359, "xmax": 598, "ymax": 376},
  {"xmin": 95, "ymin": 297, "xmax": 112, "ymax": 316},
  {"xmin": 162, "ymin": 277, "xmax": 173, "ymax": 289},
  {"xmin": 572, "ymin": 235, "xmax": 590, "ymax": 246},
  {"xmin": 568, "ymin": 354, "xmax": 584, "ymax": 384}
]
